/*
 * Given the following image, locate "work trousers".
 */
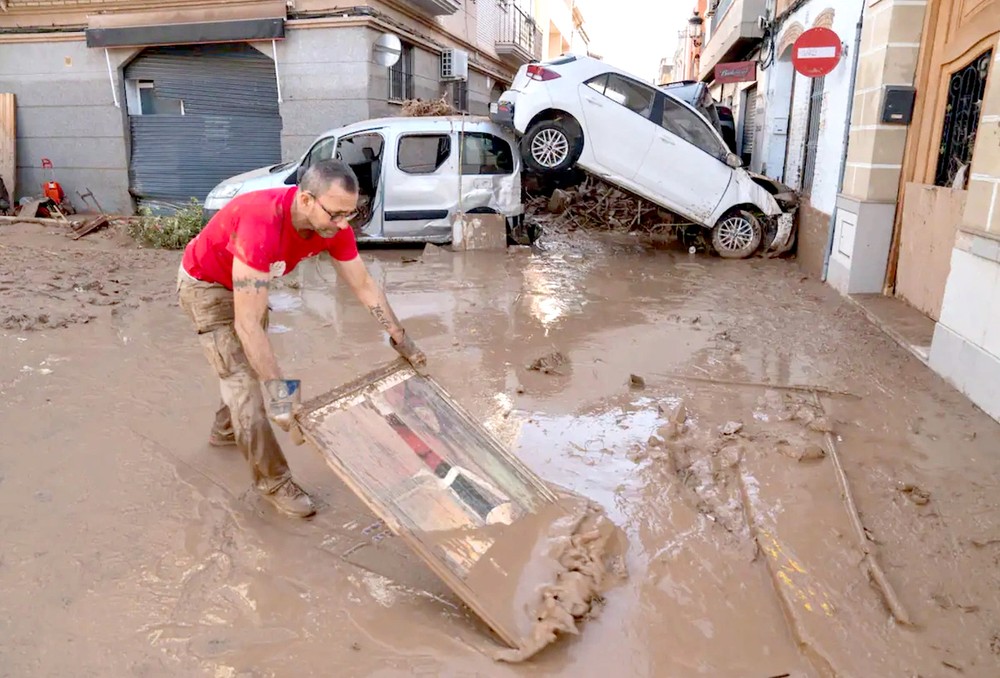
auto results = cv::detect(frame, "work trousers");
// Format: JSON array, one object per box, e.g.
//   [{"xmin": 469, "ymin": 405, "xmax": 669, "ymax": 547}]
[{"xmin": 176, "ymin": 266, "xmax": 291, "ymax": 493}]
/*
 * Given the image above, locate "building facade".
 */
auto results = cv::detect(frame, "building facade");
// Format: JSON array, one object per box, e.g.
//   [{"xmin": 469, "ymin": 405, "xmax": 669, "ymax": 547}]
[
  {"xmin": 657, "ymin": 57, "xmax": 676, "ymax": 86},
  {"xmin": 0, "ymin": 0, "xmax": 546, "ymax": 214},
  {"xmin": 692, "ymin": 0, "xmax": 1000, "ymax": 422},
  {"xmin": 532, "ymin": 0, "xmax": 590, "ymax": 61},
  {"xmin": 833, "ymin": 0, "xmax": 1000, "ymax": 421}
]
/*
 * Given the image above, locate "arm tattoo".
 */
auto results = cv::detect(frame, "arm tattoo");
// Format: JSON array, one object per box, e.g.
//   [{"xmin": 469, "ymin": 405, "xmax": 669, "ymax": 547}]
[
  {"xmin": 233, "ymin": 277, "xmax": 270, "ymax": 291},
  {"xmin": 367, "ymin": 302, "xmax": 400, "ymax": 333}
]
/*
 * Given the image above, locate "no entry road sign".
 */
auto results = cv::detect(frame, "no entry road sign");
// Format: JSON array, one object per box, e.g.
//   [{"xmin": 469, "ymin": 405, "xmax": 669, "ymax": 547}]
[{"xmin": 792, "ymin": 27, "xmax": 843, "ymax": 78}]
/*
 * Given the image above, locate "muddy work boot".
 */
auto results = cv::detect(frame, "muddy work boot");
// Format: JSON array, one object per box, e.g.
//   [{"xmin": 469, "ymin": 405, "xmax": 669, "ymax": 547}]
[
  {"xmin": 208, "ymin": 431, "xmax": 237, "ymax": 447},
  {"xmin": 261, "ymin": 478, "xmax": 317, "ymax": 518}
]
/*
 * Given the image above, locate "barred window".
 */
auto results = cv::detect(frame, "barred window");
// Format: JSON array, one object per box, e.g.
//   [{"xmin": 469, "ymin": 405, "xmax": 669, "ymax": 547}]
[
  {"xmin": 388, "ymin": 43, "xmax": 414, "ymax": 102},
  {"xmin": 935, "ymin": 49, "xmax": 992, "ymax": 188}
]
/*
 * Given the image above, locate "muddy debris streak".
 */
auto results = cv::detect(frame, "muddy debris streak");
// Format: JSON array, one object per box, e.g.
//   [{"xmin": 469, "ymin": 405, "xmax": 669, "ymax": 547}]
[
  {"xmin": 528, "ymin": 352, "xmax": 568, "ymax": 375},
  {"xmin": 810, "ymin": 392, "xmax": 914, "ymax": 627},
  {"xmin": 438, "ymin": 496, "xmax": 626, "ymax": 662}
]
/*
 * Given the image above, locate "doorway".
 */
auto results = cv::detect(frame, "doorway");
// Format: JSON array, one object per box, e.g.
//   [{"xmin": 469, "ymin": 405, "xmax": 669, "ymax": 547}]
[{"xmin": 890, "ymin": 0, "xmax": 999, "ymax": 318}]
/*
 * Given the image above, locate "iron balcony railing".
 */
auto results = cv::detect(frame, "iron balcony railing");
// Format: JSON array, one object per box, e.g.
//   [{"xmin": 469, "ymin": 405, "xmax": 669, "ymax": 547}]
[{"xmin": 498, "ymin": 2, "xmax": 542, "ymax": 61}]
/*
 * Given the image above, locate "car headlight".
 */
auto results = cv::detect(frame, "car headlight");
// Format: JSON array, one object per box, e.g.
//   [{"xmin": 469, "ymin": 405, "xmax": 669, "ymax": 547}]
[{"xmin": 209, "ymin": 183, "xmax": 242, "ymax": 199}]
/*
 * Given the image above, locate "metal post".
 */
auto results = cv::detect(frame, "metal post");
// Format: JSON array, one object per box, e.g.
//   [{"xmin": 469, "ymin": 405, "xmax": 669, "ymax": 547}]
[
  {"xmin": 273, "ymin": 40, "xmax": 284, "ymax": 104},
  {"xmin": 105, "ymin": 49, "xmax": 120, "ymax": 109}
]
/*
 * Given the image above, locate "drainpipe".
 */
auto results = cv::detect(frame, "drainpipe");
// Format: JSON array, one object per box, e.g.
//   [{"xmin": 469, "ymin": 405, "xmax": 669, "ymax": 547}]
[{"xmin": 821, "ymin": 8, "xmax": 864, "ymax": 282}]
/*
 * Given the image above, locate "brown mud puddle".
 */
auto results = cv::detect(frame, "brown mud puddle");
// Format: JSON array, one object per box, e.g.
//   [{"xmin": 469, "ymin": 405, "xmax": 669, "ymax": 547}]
[{"xmin": 2, "ymin": 224, "xmax": 1000, "ymax": 676}]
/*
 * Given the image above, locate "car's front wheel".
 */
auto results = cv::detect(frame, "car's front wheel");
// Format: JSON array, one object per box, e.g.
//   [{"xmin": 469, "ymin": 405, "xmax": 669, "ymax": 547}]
[
  {"xmin": 711, "ymin": 209, "xmax": 762, "ymax": 259},
  {"xmin": 521, "ymin": 120, "xmax": 579, "ymax": 174}
]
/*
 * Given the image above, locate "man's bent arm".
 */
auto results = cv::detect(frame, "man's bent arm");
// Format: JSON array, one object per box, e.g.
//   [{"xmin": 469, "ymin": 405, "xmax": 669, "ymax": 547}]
[
  {"xmin": 232, "ymin": 258, "xmax": 282, "ymax": 381},
  {"xmin": 334, "ymin": 256, "xmax": 405, "ymax": 341}
]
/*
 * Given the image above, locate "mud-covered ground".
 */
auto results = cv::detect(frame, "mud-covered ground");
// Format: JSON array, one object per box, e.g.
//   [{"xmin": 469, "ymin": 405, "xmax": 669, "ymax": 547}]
[{"xmin": 2, "ymin": 221, "xmax": 999, "ymax": 677}]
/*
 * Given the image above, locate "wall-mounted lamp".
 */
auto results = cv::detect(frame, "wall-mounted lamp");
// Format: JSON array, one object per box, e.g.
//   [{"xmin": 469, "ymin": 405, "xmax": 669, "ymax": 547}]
[{"xmin": 687, "ymin": 10, "xmax": 704, "ymax": 48}]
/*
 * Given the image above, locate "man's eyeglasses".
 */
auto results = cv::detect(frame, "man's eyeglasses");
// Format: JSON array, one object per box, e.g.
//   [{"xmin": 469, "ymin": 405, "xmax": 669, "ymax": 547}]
[{"xmin": 307, "ymin": 192, "xmax": 357, "ymax": 222}]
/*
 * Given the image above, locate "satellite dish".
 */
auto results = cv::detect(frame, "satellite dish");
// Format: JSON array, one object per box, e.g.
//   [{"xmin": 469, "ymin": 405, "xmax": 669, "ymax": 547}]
[{"xmin": 373, "ymin": 33, "xmax": 402, "ymax": 68}]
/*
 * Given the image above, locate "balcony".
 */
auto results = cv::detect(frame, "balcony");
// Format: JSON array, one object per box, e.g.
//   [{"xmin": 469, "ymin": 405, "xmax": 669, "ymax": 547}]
[
  {"xmin": 496, "ymin": 3, "xmax": 542, "ymax": 66},
  {"xmin": 698, "ymin": 0, "xmax": 767, "ymax": 80},
  {"xmin": 409, "ymin": 0, "xmax": 460, "ymax": 16}
]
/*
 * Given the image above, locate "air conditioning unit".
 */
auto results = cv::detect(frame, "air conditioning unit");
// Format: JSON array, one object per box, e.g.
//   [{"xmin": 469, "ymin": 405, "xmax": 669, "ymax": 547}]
[{"xmin": 441, "ymin": 48, "xmax": 469, "ymax": 81}]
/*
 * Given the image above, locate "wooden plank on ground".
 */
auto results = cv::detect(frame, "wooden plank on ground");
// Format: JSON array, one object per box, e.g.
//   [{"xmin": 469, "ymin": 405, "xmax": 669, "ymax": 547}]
[
  {"xmin": 738, "ymin": 440, "xmax": 921, "ymax": 675},
  {"xmin": 0, "ymin": 93, "xmax": 15, "ymax": 202},
  {"xmin": 296, "ymin": 359, "xmax": 565, "ymax": 650}
]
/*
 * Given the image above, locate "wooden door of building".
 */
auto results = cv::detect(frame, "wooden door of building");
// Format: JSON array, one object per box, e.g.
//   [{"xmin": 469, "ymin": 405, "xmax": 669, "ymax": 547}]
[{"xmin": 890, "ymin": 0, "xmax": 1000, "ymax": 319}]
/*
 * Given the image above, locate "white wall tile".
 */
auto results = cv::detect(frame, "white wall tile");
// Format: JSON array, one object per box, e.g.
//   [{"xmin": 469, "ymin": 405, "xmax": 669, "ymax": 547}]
[
  {"xmin": 964, "ymin": 338, "xmax": 1000, "ymax": 422},
  {"xmin": 981, "ymin": 266, "xmax": 1000, "ymax": 360},
  {"xmin": 930, "ymin": 323, "xmax": 968, "ymax": 392},
  {"xmin": 938, "ymin": 249, "xmax": 999, "ymax": 346}
]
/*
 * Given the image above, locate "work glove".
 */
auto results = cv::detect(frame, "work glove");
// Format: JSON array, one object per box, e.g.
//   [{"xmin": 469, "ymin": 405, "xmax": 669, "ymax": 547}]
[
  {"xmin": 391, "ymin": 330, "xmax": 428, "ymax": 373},
  {"xmin": 263, "ymin": 378, "xmax": 306, "ymax": 446}
]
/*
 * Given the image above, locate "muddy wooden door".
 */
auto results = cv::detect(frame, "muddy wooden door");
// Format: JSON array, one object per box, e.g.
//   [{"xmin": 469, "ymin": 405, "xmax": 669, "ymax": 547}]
[{"xmin": 893, "ymin": 0, "xmax": 1000, "ymax": 319}]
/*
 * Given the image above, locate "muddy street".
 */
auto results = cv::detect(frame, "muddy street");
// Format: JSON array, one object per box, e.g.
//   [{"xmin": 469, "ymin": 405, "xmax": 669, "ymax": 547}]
[{"xmin": 2, "ymin": 222, "xmax": 1000, "ymax": 677}]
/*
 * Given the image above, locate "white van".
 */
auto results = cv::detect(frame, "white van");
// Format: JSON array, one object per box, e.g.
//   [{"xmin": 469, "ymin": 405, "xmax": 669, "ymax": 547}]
[{"xmin": 204, "ymin": 116, "xmax": 536, "ymax": 244}]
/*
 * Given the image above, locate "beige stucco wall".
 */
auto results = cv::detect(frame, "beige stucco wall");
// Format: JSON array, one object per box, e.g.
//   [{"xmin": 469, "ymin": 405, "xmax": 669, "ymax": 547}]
[
  {"xmin": 963, "ymin": 37, "xmax": 1000, "ymax": 234},
  {"xmin": 841, "ymin": 0, "xmax": 927, "ymax": 203}
]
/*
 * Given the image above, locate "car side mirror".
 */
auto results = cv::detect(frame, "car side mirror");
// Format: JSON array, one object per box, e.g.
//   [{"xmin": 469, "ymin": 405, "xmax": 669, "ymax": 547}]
[
  {"xmin": 295, "ymin": 164, "xmax": 307, "ymax": 184},
  {"xmin": 725, "ymin": 152, "xmax": 743, "ymax": 169}
]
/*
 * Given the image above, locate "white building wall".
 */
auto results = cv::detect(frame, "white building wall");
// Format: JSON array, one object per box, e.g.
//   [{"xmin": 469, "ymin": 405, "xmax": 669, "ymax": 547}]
[
  {"xmin": 930, "ymin": 238, "xmax": 1000, "ymax": 423},
  {"xmin": 756, "ymin": 0, "xmax": 864, "ymax": 215},
  {"xmin": 477, "ymin": 0, "xmax": 502, "ymax": 51}
]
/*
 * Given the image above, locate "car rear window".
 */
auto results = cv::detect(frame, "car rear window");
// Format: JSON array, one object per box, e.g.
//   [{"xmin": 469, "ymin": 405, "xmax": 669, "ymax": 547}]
[
  {"xmin": 460, "ymin": 132, "xmax": 514, "ymax": 175},
  {"xmin": 397, "ymin": 134, "xmax": 451, "ymax": 174},
  {"xmin": 543, "ymin": 55, "xmax": 578, "ymax": 66},
  {"xmin": 603, "ymin": 74, "xmax": 656, "ymax": 117}
]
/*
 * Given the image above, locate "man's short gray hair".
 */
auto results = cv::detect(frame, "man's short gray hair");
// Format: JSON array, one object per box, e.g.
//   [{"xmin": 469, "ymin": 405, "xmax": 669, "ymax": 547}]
[{"xmin": 300, "ymin": 158, "xmax": 359, "ymax": 195}]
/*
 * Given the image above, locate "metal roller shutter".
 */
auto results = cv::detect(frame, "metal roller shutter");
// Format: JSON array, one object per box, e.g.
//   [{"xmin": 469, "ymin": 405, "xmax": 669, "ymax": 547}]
[
  {"xmin": 124, "ymin": 43, "xmax": 282, "ymax": 213},
  {"xmin": 742, "ymin": 87, "xmax": 757, "ymax": 159}
]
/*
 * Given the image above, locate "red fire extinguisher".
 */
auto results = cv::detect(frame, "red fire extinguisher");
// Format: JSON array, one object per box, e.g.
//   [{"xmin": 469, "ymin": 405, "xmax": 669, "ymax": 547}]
[{"xmin": 41, "ymin": 158, "xmax": 65, "ymax": 204}]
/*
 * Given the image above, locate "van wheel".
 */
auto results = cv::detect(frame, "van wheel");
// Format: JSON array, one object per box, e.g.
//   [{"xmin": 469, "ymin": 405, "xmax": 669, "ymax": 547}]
[
  {"xmin": 522, "ymin": 120, "xmax": 580, "ymax": 174},
  {"xmin": 711, "ymin": 210, "xmax": 762, "ymax": 259}
]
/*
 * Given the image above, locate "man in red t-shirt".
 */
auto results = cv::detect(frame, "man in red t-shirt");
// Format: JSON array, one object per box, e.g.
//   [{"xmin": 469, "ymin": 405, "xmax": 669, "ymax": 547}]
[{"xmin": 177, "ymin": 159, "xmax": 426, "ymax": 518}]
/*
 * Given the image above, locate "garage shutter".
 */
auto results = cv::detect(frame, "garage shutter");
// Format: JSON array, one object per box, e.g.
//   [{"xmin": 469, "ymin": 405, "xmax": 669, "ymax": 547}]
[
  {"xmin": 742, "ymin": 87, "xmax": 757, "ymax": 158},
  {"xmin": 125, "ymin": 43, "xmax": 282, "ymax": 213}
]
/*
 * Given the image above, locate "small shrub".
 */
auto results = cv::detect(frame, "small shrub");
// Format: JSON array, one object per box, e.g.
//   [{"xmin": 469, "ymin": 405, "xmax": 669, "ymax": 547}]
[{"xmin": 128, "ymin": 198, "xmax": 207, "ymax": 249}]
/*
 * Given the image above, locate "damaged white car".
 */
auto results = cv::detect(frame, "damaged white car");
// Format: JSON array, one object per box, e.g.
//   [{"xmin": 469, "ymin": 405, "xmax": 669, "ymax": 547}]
[
  {"xmin": 491, "ymin": 55, "xmax": 797, "ymax": 258},
  {"xmin": 203, "ymin": 116, "xmax": 536, "ymax": 245}
]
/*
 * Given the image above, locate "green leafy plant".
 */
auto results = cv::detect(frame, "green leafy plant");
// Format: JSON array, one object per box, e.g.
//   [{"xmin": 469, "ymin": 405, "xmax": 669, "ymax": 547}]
[{"xmin": 127, "ymin": 198, "xmax": 207, "ymax": 249}]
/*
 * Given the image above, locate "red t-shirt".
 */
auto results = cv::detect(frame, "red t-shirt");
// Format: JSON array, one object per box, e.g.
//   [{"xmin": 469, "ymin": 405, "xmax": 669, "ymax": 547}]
[{"xmin": 182, "ymin": 187, "xmax": 358, "ymax": 290}]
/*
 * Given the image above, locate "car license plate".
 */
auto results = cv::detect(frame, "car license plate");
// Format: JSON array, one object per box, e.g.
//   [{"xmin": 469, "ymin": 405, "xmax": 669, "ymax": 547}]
[{"xmin": 490, "ymin": 102, "xmax": 499, "ymax": 114}]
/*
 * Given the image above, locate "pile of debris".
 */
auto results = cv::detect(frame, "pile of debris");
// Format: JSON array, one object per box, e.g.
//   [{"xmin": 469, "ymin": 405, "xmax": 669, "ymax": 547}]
[
  {"xmin": 524, "ymin": 176, "xmax": 687, "ymax": 236},
  {"xmin": 401, "ymin": 95, "xmax": 458, "ymax": 117},
  {"xmin": 2, "ymin": 183, "xmax": 111, "ymax": 240}
]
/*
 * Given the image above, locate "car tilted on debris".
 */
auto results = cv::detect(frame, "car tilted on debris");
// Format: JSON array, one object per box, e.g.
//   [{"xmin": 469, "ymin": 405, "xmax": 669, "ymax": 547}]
[
  {"xmin": 203, "ymin": 116, "xmax": 538, "ymax": 245},
  {"xmin": 491, "ymin": 55, "xmax": 797, "ymax": 258}
]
